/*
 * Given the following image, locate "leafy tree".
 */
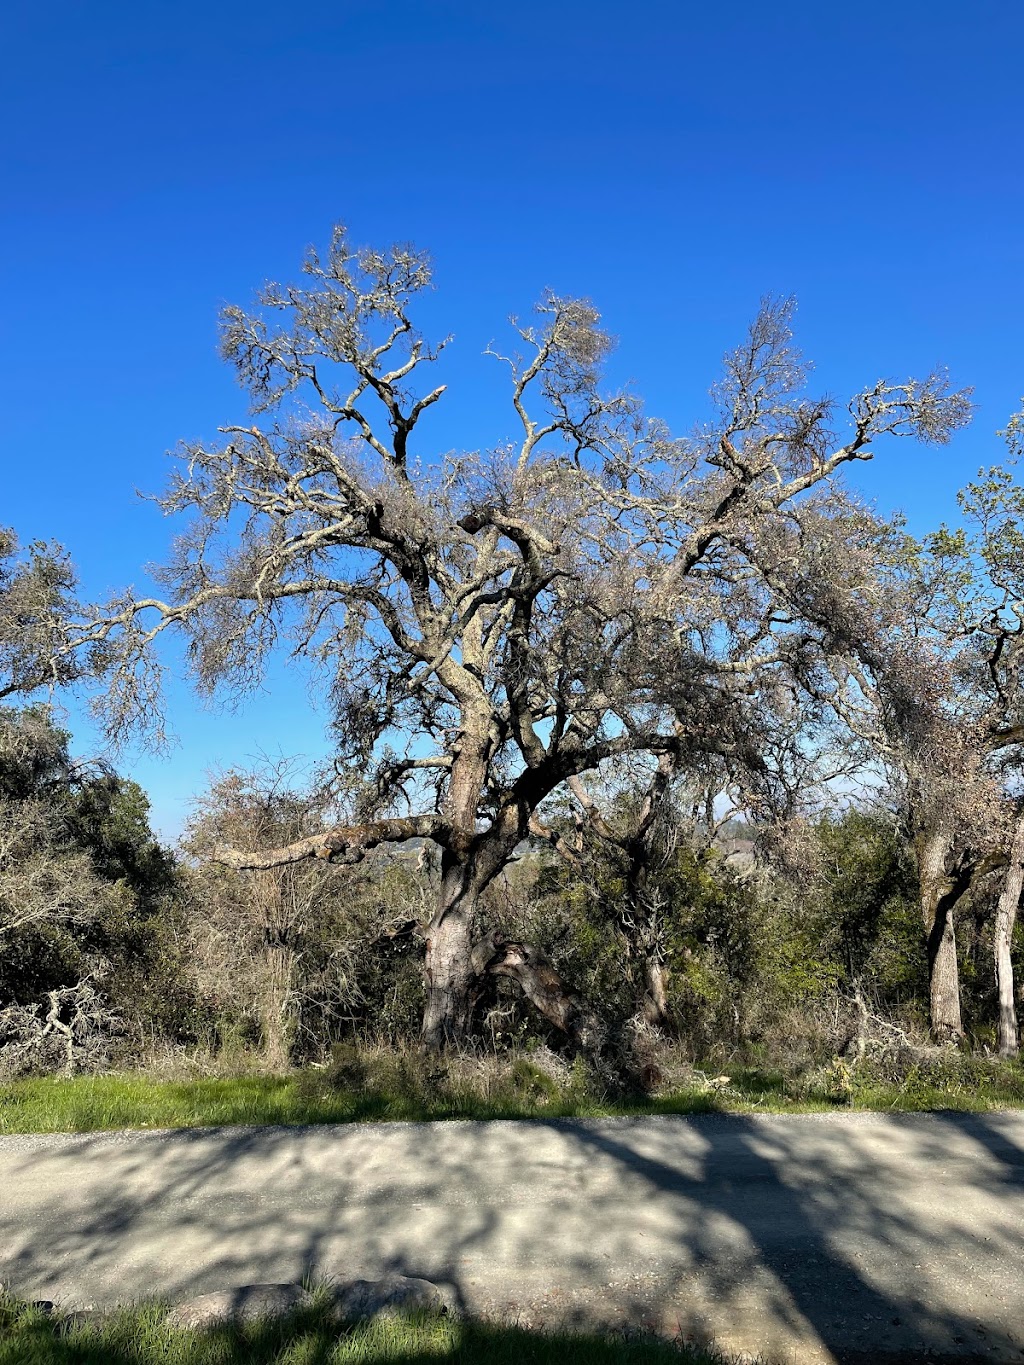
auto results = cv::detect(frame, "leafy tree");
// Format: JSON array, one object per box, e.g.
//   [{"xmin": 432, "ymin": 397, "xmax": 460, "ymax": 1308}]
[
  {"xmin": 915, "ymin": 430, "xmax": 1024, "ymax": 1051},
  {"xmin": 0, "ymin": 708, "xmax": 110, "ymax": 1005},
  {"xmin": 66, "ymin": 771, "xmax": 177, "ymax": 907},
  {"xmin": 0, "ymin": 530, "xmax": 105, "ymax": 701},
  {"xmin": 0, "ymin": 706, "xmax": 184, "ymax": 1070},
  {"xmin": 811, "ymin": 809, "xmax": 923, "ymax": 1002}
]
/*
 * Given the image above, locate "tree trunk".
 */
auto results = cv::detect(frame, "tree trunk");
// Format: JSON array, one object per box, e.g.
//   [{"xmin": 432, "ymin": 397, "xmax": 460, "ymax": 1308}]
[
  {"xmin": 420, "ymin": 788, "xmax": 603, "ymax": 1050},
  {"xmin": 995, "ymin": 811, "xmax": 1024, "ymax": 1058},
  {"xmin": 927, "ymin": 911, "xmax": 963, "ymax": 1044},
  {"xmin": 420, "ymin": 721, "xmax": 515, "ymax": 1051},
  {"xmin": 642, "ymin": 957, "xmax": 673, "ymax": 1031},
  {"xmin": 260, "ymin": 942, "xmax": 296, "ymax": 1070},
  {"xmin": 422, "ymin": 904, "xmax": 477, "ymax": 1049},
  {"xmin": 620, "ymin": 753, "xmax": 676, "ymax": 1030},
  {"xmin": 421, "ymin": 845, "xmax": 494, "ymax": 1050},
  {"xmin": 918, "ymin": 831, "xmax": 966, "ymax": 1044}
]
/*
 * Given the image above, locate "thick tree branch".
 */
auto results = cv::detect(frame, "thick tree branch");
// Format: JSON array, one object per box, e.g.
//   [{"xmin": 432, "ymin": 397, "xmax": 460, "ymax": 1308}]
[{"xmin": 213, "ymin": 814, "xmax": 451, "ymax": 869}]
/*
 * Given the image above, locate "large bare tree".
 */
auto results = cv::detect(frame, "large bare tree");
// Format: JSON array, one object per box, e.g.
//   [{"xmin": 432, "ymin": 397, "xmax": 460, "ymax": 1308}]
[{"xmin": 92, "ymin": 227, "xmax": 970, "ymax": 1048}]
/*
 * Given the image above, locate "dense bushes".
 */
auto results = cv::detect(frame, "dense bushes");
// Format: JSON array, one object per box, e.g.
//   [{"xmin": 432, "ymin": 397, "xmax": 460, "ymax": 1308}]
[
  {"xmin": 501, "ymin": 807, "xmax": 925, "ymax": 1066},
  {"xmin": 1, "ymin": 708, "xmax": 1021, "ymax": 1080},
  {"xmin": 0, "ymin": 707, "xmax": 191, "ymax": 1074}
]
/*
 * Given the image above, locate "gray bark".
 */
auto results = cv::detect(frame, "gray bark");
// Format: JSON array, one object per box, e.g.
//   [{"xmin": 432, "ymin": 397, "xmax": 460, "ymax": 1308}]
[
  {"xmin": 472, "ymin": 930, "xmax": 605, "ymax": 1055},
  {"xmin": 642, "ymin": 958, "xmax": 672, "ymax": 1031},
  {"xmin": 918, "ymin": 830, "xmax": 966, "ymax": 1044},
  {"xmin": 421, "ymin": 873, "xmax": 478, "ymax": 1050},
  {"xmin": 995, "ymin": 811, "xmax": 1024, "ymax": 1057},
  {"xmin": 928, "ymin": 911, "xmax": 963, "ymax": 1044}
]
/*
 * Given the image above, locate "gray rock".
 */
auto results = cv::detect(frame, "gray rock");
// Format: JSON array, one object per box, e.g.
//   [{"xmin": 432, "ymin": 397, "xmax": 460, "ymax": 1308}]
[
  {"xmin": 165, "ymin": 1283, "xmax": 308, "ymax": 1330},
  {"xmin": 327, "ymin": 1274, "xmax": 456, "ymax": 1322}
]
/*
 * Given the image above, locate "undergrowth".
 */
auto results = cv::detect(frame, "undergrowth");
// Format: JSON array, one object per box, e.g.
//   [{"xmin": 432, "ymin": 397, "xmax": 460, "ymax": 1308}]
[{"xmin": 2, "ymin": 1041, "xmax": 1024, "ymax": 1134}]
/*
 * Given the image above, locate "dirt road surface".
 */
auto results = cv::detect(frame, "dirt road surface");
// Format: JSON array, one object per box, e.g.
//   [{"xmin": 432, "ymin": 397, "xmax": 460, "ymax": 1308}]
[{"xmin": 2, "ymin": 1111, "xmax": 1023, "ymax": 1362}]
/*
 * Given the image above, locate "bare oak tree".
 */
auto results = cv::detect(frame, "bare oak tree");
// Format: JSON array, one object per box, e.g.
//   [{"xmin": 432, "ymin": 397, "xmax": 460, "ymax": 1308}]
[{"xmin": 93, "ymin": 227, "xmax": 970, "ymax": 1048}]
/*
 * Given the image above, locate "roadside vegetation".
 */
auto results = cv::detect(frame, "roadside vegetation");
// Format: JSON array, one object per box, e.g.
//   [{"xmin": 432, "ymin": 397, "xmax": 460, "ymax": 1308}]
[
  {"xmin": 0, "ymin": 1297, "xmax": 731, "ymax": 1365},
  {"xmin": 4, "ymin": 1041, "xmax": 1024, "ymax": 1135},
  {"xmin": 2, "ymin": 701, "xmax": 1024, "ymax": 1130}
]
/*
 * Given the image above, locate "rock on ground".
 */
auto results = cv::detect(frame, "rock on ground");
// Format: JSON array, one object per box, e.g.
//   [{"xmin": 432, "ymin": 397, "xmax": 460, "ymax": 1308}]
[
  {"xmin": 165, "ymin": 1283, "xmax": 308, "ymax": 1330},
  {"xmin": 325, "ymin": 1273, "xmax": 457, "ymax": 1322}
]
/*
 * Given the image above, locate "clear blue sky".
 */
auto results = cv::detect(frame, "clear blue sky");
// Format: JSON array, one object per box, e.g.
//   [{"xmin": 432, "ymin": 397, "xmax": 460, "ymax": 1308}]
[{"xmin": 2, "ymin": 0, "xmax": 1022, "ymax": 838}]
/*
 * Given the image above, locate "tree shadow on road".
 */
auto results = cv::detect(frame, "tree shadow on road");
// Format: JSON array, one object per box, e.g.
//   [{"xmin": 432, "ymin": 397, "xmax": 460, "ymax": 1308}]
[
  {"xmin": 2, "ymin": 1112, "xmax": 1023, "ymax": 1363},
  {"xmin": 548, "ymin": 1112, "xmax": 1023, "ymax": 1362}
]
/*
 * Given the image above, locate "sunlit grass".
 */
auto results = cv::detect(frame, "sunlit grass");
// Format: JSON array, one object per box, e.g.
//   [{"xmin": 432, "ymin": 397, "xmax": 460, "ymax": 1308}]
[
  {"xmin": 0, "ymin": 1070, "xmax": 711, "ymax": 1134},
  {"xmin": 2, "ymin": 1047, "xmax": 1023, "ymax": 1135},
  {"xmin": 0, "ymin": 1297, "xmax": 730, "ymax": 1365},
  {"xmin": 0, "ymin": 1073, "xmax": 323, "ymax": 1134}
]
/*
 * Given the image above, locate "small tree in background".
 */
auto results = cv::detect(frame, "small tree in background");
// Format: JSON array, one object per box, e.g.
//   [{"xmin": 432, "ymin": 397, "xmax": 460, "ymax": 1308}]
[
  {"xmin": 749, "ymin": 420, "xmax": 1024, "ymax": 1046},
  {"xmin": 183, "ymin": 762, "xmax": 438, "ymax": 1062},
  {"xmin": 182, "ymin": 764, "xmax": 349, "ymax": 1066}
]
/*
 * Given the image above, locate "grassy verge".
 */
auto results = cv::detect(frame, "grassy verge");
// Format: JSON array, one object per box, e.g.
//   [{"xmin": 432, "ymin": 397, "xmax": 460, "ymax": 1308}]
[
  {"xmin": 3, "ymin": 1046, "xmax": 1024, "ymax": 1134},
  {"xmin": 0, "ymin": 1069, "xmax": 725, "ymax": 1134},
  {"xmin": 0, "ymin": 1298, "xmax": 728, "ymax": 1365}
]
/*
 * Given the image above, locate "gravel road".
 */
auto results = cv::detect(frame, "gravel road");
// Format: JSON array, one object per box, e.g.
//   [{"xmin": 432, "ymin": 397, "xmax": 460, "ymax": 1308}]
[{"xmin": 2, "ymin": 1110, "xmax": 1023, "ymax": 1363}]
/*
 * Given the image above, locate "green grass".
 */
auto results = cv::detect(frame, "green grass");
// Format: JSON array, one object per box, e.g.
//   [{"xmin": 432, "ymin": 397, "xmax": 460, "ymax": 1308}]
[
  {"xmin": 0, "ymin": 1074, "xmax": 337, "ymax": 1135},
  {"xmin": 0, "ymin": 1298, "xmax": 730, "ymax": 1365},
  {"xmin": 0, "ymin": 1069, "xmax": 716, "ymax": 1134},
  {"xmin": 848, "ymin": 1061, "xmax": 1024, "ymax": 1111},
  {"xmin": 4, "ymin": 1047, "xmax": 1024, "ymax": 1135}
]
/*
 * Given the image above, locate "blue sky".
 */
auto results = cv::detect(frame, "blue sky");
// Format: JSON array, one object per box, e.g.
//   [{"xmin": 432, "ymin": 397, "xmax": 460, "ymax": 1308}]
[{"xmin": 2, "ymin": 0, "xmax": 1022, "ymax": 838}]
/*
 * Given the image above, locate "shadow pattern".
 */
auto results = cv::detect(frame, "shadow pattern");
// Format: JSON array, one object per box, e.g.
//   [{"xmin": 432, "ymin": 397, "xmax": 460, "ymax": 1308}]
[{"xmin": 1, "ymin": 1111, "xmax": 1023, "ymax": 1363}]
